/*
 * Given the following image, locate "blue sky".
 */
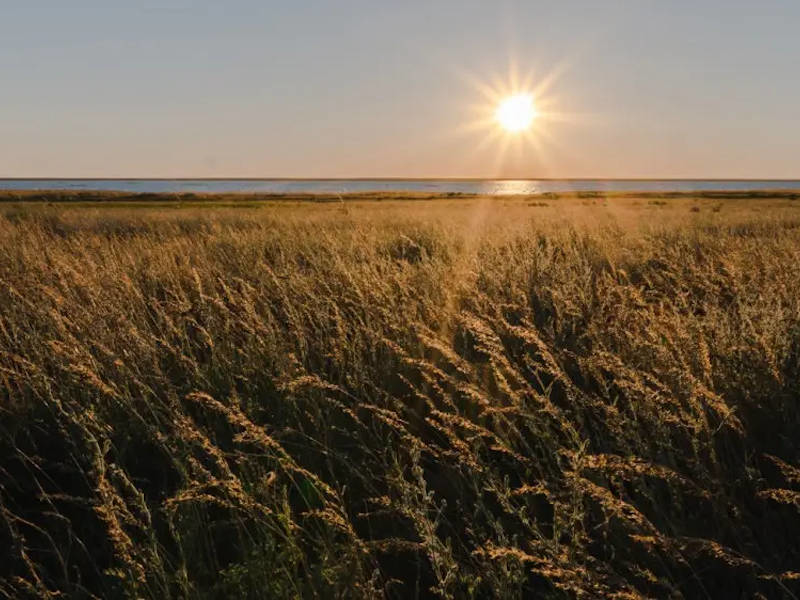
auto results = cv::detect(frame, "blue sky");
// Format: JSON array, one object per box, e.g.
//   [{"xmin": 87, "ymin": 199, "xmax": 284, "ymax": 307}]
[{"xmin": 2, "ymin": 1, "xmax": 800, "ymax": 178}]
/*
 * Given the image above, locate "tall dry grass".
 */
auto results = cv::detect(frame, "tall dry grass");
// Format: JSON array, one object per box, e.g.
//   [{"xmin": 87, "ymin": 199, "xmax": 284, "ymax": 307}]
[{"xmin": 1, "ymin": 197, "xmax": 799, "ymax": 598}]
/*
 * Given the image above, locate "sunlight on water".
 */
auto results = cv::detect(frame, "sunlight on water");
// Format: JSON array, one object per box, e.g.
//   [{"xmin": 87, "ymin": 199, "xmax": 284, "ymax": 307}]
[{"xmin": 487, "ymin": 180, "xmax": 541, "ymax": 195}]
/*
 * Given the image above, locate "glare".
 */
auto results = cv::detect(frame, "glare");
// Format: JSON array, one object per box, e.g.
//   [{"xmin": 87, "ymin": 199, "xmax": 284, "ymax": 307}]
[
  {"xmin": 495, "ymin": 94, "xmax": 536, "ymax": 132},
  {"xmin": 452, "ymin": 59, "xmax": 578, "ymax": 175}
]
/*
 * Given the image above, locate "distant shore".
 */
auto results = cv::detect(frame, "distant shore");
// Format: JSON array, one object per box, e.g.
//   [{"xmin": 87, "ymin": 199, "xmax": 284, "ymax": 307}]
[{"xmin": 2, "ymin": 188, "xmax": 800, "ymax": 204}]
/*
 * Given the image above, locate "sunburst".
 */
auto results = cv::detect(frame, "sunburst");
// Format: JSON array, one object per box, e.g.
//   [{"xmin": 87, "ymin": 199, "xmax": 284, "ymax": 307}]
[{"xmin": 453, "ymin": 58, "xmax": 573, "ymax": 176}]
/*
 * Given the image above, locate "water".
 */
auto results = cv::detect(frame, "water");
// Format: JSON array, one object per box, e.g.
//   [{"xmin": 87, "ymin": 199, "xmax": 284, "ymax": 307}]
[{"xmin": 1, "ymin": 179, "xmax": 799, "ymax": 195}]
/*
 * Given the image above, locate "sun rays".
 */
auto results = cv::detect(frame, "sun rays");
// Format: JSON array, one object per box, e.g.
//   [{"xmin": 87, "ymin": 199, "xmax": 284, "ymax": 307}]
[{"xmin": 452, "ymin": 58, "xmax": 576, "ymax": 176}]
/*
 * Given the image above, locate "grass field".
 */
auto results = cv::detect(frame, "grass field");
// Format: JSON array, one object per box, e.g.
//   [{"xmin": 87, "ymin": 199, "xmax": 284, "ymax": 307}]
[{"xmin": 1, "ymin": 193, "xmax": 800, "ymax": 599}]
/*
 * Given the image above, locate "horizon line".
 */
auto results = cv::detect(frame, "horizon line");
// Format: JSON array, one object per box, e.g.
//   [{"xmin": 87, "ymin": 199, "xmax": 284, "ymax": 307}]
[{"xmin": 2, "ymin": 177, "xmax": 800, "ymax": 182}]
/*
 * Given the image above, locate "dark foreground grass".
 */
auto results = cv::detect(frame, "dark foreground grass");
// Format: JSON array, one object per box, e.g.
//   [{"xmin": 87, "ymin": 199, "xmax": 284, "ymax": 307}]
[{"xmin": 1, "ymin": 196, "xmax": 799, "ymax": 599}]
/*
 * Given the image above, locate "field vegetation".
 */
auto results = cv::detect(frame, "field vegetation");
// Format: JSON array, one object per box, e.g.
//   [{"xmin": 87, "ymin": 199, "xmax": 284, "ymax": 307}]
[{"xmin": 1, "ymin": 193, "xmax": 800, "ymax": 598}]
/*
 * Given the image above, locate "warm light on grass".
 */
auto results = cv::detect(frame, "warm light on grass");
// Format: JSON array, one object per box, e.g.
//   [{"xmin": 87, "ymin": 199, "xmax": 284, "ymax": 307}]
[{"xmin": 2, "ymin": 194, "xmax": 798, "ymax": 598}]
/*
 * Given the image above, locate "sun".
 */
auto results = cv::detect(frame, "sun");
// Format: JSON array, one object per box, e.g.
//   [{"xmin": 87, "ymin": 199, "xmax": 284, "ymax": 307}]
[
  {"xmin": 456, "ymin": 63, "xmax": 568, "ymax": 170},
  {"xmin": 495, "ymin": 94, "xmax": 537, "ymax": 132}
]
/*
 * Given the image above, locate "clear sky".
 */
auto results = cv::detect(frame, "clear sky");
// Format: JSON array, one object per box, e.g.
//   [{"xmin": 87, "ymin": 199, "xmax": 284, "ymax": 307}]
[{"xmin": 3, "ymin": 1, "xmax": 800, "ymax": 178}]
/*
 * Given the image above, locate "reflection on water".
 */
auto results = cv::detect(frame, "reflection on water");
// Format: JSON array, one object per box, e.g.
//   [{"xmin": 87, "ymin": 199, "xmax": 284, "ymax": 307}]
[
  {"xmin": 1, "ymin": 179, "xmax": 799, "ymax": 195},
  {"xmin": 487, "ymin": 180, "xmax": 541, "ymax": 195}
]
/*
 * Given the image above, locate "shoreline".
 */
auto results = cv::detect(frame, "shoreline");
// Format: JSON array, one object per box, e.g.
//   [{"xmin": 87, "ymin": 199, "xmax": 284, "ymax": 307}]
[
  {"xmin": 2, "ymin": 188, "xmax": 800, "ymax": 204},
  {"xmin": 3, "ymin": 177, "xmax": 800, "ymax": 181}
]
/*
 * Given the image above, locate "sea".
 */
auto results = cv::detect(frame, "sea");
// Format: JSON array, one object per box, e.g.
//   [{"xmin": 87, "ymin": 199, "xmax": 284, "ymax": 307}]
[{"xmin": 1, "ymin": 179, "xmax": 799, "ymax": 195}]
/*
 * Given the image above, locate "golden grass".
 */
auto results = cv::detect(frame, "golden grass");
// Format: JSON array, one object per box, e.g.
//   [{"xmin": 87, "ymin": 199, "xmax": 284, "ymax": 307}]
[{"xmin": 0, "ymin": 194, "xmax": 799, "ymax": 598}]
